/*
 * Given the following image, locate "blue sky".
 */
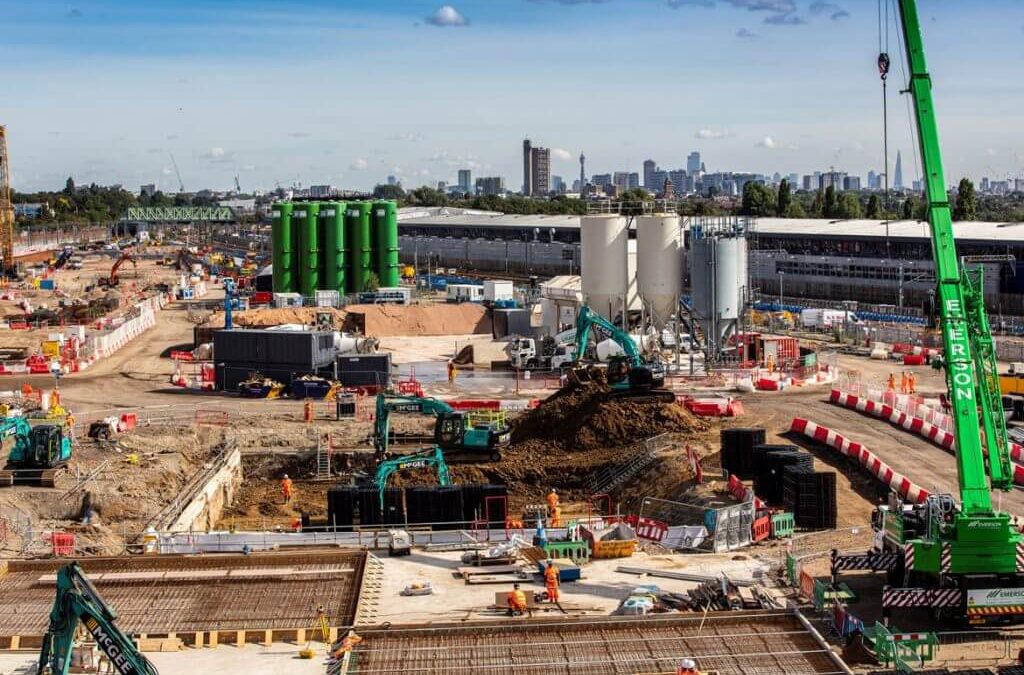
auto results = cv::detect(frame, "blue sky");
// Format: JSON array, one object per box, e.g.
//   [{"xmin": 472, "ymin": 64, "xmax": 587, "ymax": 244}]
[{"xmin": 2, "ymin": 0, "xmax": 1023, "ymax": 193}]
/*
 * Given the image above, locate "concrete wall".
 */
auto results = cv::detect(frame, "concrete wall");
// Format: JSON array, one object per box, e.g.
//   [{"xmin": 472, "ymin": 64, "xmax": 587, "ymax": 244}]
[{"xmin": 167, "ymin": 448, "xmax": 242, "ymax": 533}]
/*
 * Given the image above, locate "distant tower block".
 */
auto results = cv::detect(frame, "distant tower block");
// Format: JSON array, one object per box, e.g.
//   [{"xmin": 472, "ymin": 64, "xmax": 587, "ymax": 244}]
[{"xmin": 579, "ymin": 153, "xmax": 586, "ymax": 192}]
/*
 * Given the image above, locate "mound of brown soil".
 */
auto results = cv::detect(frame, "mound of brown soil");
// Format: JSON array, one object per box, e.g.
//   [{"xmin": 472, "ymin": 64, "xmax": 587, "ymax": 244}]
[
  {"xmin": 511, "ymin": 381, "xmax": 708, "ymax": 451},
  {"xmin": 343, "ymin": 303, "xmax": 490, "ymax": 337}
]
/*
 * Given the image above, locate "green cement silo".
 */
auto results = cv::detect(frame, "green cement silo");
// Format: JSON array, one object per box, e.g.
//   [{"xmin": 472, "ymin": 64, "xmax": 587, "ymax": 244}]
[
  {"xmin": 319, "ymin": 201, "xmax": 347, "ymax": 294},
  {"xmin": 372, "ymin": 200, "xmax": 400, "ymax": 288},
  {"xmin": 345, "ymin": 202, "xmax": 373, "ymax": 293},
  {"xmin": 296, "ymin": 201, "xmax": 321, "ymax": 297},
  {"xmin": 271, "ymin": 202, "xmax": 295, "ymax": 293}
]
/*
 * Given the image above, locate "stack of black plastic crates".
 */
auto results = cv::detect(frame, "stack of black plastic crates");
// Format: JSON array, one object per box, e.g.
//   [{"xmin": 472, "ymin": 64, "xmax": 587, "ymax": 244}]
[
  {"xmin": 782, "ymin": 467, "xmax": 837, "ymax": 529},
  {"xmin": 719, "ymin": 428, "xmax": 766, "ymax": 479},
  {"xmin": 752, "ymin": 445, "xmax": 812, "ymax": 504}
]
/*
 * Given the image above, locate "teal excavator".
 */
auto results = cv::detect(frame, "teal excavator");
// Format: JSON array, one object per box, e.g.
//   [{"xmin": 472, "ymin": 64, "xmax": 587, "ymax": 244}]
[
  {"xmin": 38, "ymin": 563, "xmax": 159, "ymax": 675},
  {"xmin": 374, "ymin": 393, "xmax": 510, "ymax": 462},
  {"xmin": 831, "ymin": 0, "xmax": 1024, "ymax": 626},
  {"xmin": 569, "ymin": 305, "xmax": 674, "ymax": 403},
  {"xmin": 0, "ymin": 417, "xmax": 72, "ymax": 487},
  {"xmin": 373, "ymin": 446, "xmax": 451, "ymax": 508}
]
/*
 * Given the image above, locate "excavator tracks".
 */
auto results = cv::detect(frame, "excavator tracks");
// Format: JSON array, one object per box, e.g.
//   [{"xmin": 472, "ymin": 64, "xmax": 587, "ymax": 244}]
[{"xmin": 0, "ymin": 467, "xmax": 65, "ymax": 488}]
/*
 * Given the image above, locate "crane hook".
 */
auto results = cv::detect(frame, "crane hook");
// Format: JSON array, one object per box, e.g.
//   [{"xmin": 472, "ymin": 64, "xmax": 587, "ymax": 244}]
[{"xmin": 878, "ymin": 52, "xmax": 891, "ymax": 81}]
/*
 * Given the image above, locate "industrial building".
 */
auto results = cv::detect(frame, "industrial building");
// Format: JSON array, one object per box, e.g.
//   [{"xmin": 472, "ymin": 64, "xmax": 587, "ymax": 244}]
[{"xmin": 397, "ymin": 210, "xmax": 1024, "ymax": 316}]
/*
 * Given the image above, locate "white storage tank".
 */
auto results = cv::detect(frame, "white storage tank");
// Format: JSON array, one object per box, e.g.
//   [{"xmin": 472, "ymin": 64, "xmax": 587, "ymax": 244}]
[
  {"xmin": 581, "ymin": 215, "xmax": 628, "ymax": 321},
  {"xmin": 690, "ymin": 220, "xmax": 748, "ymax": 349},
  {"xmin": 636, "ymin": 214, "xmax": 682, "ymax": 328}
]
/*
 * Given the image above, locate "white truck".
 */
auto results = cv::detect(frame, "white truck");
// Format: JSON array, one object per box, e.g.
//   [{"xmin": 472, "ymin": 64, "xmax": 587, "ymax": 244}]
[
  {"xmin": 483, "ymin": 280, "xmax": 515, "ymax": 304},
  {"xmin": 507, "ymin": 336, "xmax": 576, "ymax": 370}
]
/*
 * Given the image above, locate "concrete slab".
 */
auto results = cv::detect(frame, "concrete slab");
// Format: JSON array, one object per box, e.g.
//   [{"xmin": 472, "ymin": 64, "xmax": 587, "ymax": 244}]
[{"xmin": 367, "ymin": 548, "xmax": 774, "ymax": 624}]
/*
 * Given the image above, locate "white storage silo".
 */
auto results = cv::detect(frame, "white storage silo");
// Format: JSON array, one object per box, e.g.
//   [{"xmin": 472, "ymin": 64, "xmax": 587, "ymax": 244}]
[
  {"xmin": 690, "ymin": 221, "xmax": 748, "ymax": 353},
  {"xmin": 627, "ymin": 238, "xmax": 641, "ymax": 311},
  {"xmin": 637, "ymin": 214, "xmax": 683, "ymax": 329},
  {"xmin": 581, "ymin": 215, "xmax": 628, "ymax": 320}
]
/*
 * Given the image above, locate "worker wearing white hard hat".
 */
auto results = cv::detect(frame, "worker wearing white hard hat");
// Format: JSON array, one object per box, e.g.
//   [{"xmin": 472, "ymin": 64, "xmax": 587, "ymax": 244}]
[{"xmin": 676, "ymin": 658, "xmax": 699, "ymax": 675}]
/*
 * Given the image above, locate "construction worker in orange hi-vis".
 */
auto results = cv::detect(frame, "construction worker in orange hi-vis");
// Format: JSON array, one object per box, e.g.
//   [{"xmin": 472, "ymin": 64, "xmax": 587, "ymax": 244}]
[
  {"xmin": 507, "ymin": 583, "xmax": 527, "ymax": 616},
  {"xmin": 908, "ymin": 370, "xmax": 917, "ymax": 394},
  {"xmin": 281, "ymin": 474, "xmax": 294, "ymax": 504},
  {"xmin": 544, "ymin": 561, "xmax": 560, "ymax": 603},
  {"xmin": 887, "ymin": 373, "xmax": 896, "ymax": 392},
  {"xmin": 546, "ymin": 489, "xmax": 560, "ymax": 526}
]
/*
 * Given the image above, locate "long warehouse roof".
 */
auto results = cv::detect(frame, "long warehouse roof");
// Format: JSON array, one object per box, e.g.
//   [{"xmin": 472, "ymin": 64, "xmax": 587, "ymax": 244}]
[{"xmin": 397, "ymin": 210, "xmax": 1024, "ymax": 243}]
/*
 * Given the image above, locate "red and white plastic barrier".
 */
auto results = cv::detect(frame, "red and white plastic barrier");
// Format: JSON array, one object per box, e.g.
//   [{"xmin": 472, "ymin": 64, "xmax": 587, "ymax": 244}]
[
  {"xmin": 789, "ymin": 417, "xmax": 930, "ymax": 504},
  {"xmin": 445, "ymin": 399, "xmax": 540, "ymax": 411},
  {"xmin": 829, "ymin": 389, "xmax": 1024, "ymax": 482}
]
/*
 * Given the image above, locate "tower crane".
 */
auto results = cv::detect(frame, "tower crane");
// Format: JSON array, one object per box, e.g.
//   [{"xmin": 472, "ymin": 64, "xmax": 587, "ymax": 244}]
[
  {"xmin": 168, "ymin": 153, "xmax": 185, "ymax": 193},
  {"xmin": 0, "ymin": 125, "xmax": 15, "ymax": 276}
]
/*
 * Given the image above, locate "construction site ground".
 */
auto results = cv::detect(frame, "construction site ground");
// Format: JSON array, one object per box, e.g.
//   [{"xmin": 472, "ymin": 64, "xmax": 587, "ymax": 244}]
[{"xmin": 370, "ymin": 548, "xmax": 774, "ymax": 624}]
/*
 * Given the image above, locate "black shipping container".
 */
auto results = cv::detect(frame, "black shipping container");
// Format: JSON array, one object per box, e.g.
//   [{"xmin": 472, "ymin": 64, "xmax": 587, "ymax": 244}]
[
  {"xmin": 434, "ymin": 486, "xmax": 465, "ymax": 530},
  {"xmin": 327, "ymin": 486, "xmax": 357, "ymax": 528},
  {"xmin": 337, "ymin": 353, "xmax": 392, "ymax": 388},
  {"xmin": 213, "ymin": 329, "xmax": 335, "ymax": 367},
  {"xmin": 492, "ymin": 309, "xmax": 531, "ymax": 339}
]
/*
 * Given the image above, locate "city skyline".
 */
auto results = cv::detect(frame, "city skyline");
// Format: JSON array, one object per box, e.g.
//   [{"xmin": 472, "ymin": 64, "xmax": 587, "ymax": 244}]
[{"xmin": 4, "ymin": 0, "xmax": 1024, "ymax": 193}]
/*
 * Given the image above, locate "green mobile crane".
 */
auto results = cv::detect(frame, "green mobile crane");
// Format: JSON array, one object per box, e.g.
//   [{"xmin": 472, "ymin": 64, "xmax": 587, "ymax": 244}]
[
  {"xmin": 833, "ymin": 0, "xmax": 1024, "ymax": 626},
  {"xmin": 0, "ymin": 417, "xmax": 72, "ymax": 487},
  {"xmin": 38, "ymin": 563, "xmax": 159, "ymax": 675},
  {"xmin": 374, "ymin": 393, "xmax": 510, "ymax": 462},
  {"xmin": 570, "ymin": 305, "xmax": 675, "ymax": 403}
]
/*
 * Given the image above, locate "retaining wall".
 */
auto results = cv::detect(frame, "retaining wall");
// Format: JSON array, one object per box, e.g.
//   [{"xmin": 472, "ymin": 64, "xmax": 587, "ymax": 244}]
[{"xmin": 166, "ymin": 447, "xmax": 243, "ymax": 532}]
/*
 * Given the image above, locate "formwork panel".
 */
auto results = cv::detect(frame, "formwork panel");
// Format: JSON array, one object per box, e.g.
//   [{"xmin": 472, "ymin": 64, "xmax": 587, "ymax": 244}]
[
  {"xmin": 0, "ymin": 550, "xmax": 367, "ymax": 643},
  {"xmin": 337, "ymin": 611, "xmax": 843, "ymax": 675}
]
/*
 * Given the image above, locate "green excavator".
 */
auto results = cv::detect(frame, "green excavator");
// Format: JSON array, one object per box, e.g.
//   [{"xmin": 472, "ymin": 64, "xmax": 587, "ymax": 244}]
[
  {"xmin": 0, "ymin": 416, "xmax": 72, "ymax": 487},
  {"xmin": 374, "ymin": 392, "xmax": 510, "ymax": 462},
  {"xmin": 38, "ymin": 563, "xmax": 159, "ymax": 675},
  {"xmin": 569, "ymin": 305, "xmax": 675, "ymax": 403},
  {"xmin": 832, "ymin": 0, "xmax": 1024, "ymax": 626}
]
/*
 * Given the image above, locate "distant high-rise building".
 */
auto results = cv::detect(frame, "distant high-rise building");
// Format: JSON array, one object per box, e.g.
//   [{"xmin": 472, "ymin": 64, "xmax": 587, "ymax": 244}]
[
  {"xmin": 772, "ymin": 172, "xmax": 782, "ymax": 184},
  {"xmin": 668, "ymin": 170, "xmax": 688, "ymax": 195},
  {"xmin": 912, "ymin": 179, "xmax": 923, "ymax": 192},
  {"xmin": 612, "ymin": 172, "xmax": 639, "ymax": 191},
  {"xmin": 551, "ymin": 175, "xmax": 565, "ymax": 193},
  {"xmin": 140, "ymin": 184, "xmax": 156, "ymax": 197},
  {"xmin": 651, "ymin": 170, "xmax": 669, "ymax": 195},
  {"xmin": 643, "ymin": 159, "xmax": 657, "ymax": 189},
  {"xmin": 476, "ymin": 176, "xmax": 506, "ymax": 196},
  {"xmin": 894, "ymin": 150, "xmax": 904, "ymax": 190},
  {"xmin": 591, "ymin": 174, "xmax": 613, "ymax": 189},
  {"xmin": 579, "ymin": 153, "xmax": 586, "ymax": 193},
  {"xmin": 867, "ymin": 170, "xmax": 878, "ymax": 190},
  {"xmin": 457, "ymin": 169, "xmax": 472, "ymax": 193},
  {"xmin": 843, "ymin": 176, "xmax": 861, "ymax": 191},
  {"xmin": 437, "ymin": 181, "xmax": 447, "ymax": 192},
  {"xmin": 662, "ymin": 176, "xmax": 676, "ymax": 200},
  {"xmin": 522, "ymin": 138, "xmax": 550, "ymax": 196},
  {"xmin": 802, "ymin": 175, "xmax": 816, "ymax": 191},
  {"xmin": 981, "ymin": 177, "xmax": 990, "ymax": 192},
  {"xmin": 387, "ymin": 175, "xmax": 398, "ymax": 186},
  {"xmin": 820, "ymin": 171, "xmax": 847, "ymax": 191},
  {"xmin": 787, "ymin": 173, "xmax": 799, "ymax": 188},
  {"xmin": 310, "ymin": 184, "xmax": 335, "ymax": 198},
  {"xmin": 687, "ymin": 151, "xmax": 701, "ymax": 175}
]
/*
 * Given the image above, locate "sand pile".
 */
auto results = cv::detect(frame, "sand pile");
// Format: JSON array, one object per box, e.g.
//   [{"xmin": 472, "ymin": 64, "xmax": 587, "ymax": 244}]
[
  {"xmin": 511, "ymin": 381, "xmax": 708, "ymax": 451},
  {"xmin": 343, "ymin": 303, "xmax": 490, "ymax": 337},
  {"xmin": 221, "ymin": 307, "xmax": 347, "ymax": 328}
]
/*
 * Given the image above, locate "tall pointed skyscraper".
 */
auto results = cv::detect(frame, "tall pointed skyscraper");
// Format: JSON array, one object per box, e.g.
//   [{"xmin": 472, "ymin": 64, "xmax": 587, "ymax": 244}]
[
  {"xmin": 894, "ymin": 150, "xmax": 904, "ymax": 190},
  {"xmin": 579, "ymin": 153, "xmax": 586, "ymax": 192}
]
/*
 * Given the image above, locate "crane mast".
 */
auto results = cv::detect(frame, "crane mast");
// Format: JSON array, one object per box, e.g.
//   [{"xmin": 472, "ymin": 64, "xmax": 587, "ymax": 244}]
[
  {"xmin": 897, "ymin": 0, "xmax": 1019, "ymax": 576},
  {"xmin": 0, "ymin": 126, "xmax": 14, "ymax": 276}
]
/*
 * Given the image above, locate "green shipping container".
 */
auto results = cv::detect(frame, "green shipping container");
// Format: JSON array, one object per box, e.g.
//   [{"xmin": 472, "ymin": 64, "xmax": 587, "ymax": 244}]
[
  {"xmin": 345, "ymin": 202, "xmax": 373, "ymax": 293},
  {"xmin": 296, "ymin": 202, "xmax": 322, "ymax": 297},
  {"xmin": 271, "ymin": 202, "xmax": 295, "ymax": 293},
  {"xmin": 372, "ymin": 200, "xmax": 400, "ymax": 288},
  {"xmin": 319, "ymin": 201, "xmax": 347, "ymax": 293}
]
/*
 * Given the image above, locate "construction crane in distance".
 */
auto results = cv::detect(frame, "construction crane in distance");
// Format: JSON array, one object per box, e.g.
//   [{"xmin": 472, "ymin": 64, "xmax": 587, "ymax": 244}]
[
  {"xmin": 0, "ymin": 125, "xmax": 15, "ymax": 276},
  {"xmin": 168, "ymin": 152, "xmax": 185, "ymax": 193}
]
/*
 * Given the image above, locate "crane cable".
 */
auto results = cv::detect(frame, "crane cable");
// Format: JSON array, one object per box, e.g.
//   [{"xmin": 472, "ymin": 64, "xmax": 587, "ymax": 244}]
[
  {"xmin": 891, "ymin": 0, "xmax": 923, "ymax": 205},
  {"xmin": 878, "ymin": 0, "xmax": 891, "ymax": 251}
]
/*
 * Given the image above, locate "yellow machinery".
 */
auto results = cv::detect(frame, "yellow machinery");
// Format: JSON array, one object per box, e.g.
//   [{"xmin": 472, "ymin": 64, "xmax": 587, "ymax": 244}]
[{"xmin": 999, "ymin": 365, "xmax": 1024, "ymax": 395}]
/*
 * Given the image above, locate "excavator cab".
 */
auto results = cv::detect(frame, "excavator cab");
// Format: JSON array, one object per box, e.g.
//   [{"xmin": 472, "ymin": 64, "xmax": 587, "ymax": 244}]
[
  {"xmin": 434, "ymin": 412, "xmax": 507, "ymax": 461},
  {"xmin": 27, "ymin": 425, "xmax": 66, "ymax": 469}
]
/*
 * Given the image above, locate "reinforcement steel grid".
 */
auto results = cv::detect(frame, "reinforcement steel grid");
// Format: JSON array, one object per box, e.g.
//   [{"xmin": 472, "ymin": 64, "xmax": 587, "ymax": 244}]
[
  {"xmin": 339, "ymin": 611, "xmax": 846, "ymax": 675},
  {"xmin": 0, "ymin": 550, "xmax": 367, "ymax": 637}
]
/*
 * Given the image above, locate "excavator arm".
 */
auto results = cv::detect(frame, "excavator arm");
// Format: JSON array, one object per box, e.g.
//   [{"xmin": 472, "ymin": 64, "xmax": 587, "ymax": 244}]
[
  {"xmin": 373, "ymin": 447, "xmax": 451, "ymax": 507},
  {"xmin": 38, "ymin": 563, "xmax": 159, "ymax": 675},
  {"xmin": 573, "ymin": 305, "xmax": 643, "ymax": 366}
]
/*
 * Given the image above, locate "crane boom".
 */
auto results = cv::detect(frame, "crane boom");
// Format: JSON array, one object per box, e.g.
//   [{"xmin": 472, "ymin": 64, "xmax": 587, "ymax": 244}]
[{"xmin": 0, "ymin": 126, "xmax": 14, "ymax": 275}]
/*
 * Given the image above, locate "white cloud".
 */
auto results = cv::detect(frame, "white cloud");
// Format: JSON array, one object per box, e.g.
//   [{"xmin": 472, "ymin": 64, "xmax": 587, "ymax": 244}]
[
  {"xmin": 756, "ymin": 136, "xmax": 777, "ymax": 149},
  {"xmin": 552, "ymin": 148, "xmax": 573, "ymax": 161},
  {"xmin": 200, "ymin": 147, "xmax": 234, "ymax": 163},
  {"xmin": 425, "ymin": 5, "xmax": 468, "ymax": 27},
  {"xmin": 695, "ymin": 129, "xmax": 731, "ymax": 140},
  {"xmin": 349, "ymin": 158, "xmax": 369, "ymax": 170}
]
